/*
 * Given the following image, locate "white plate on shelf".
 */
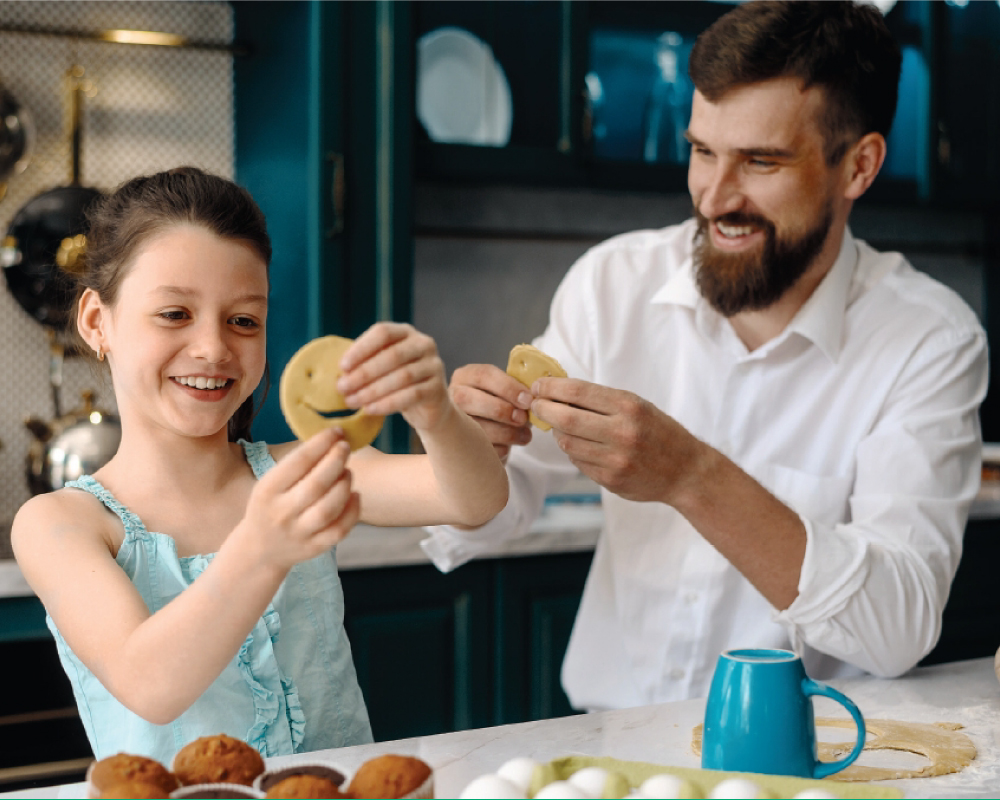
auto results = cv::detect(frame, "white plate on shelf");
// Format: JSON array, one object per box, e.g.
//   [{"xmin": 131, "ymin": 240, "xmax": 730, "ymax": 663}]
[{"xmin": 417, "ymin": 26, "xmax": 513, "ymax": 147}]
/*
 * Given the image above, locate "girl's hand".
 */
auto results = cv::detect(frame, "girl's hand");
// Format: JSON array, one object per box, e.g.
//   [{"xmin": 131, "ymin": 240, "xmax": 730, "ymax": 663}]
[
  {"xmin": 336, "ymin": 322, "xmax": 453, "ymax": 434},
  {"xmin": 237, "ymin": 428, "xmax": 360, "ymax": 572}
]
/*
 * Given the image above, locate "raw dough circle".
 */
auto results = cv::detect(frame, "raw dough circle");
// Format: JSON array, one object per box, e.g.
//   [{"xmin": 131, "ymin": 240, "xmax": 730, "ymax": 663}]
[
  {"xmin": 506, "ymin": 344, "xmax": 567, "ymax": 431},
  {"xmin": 691, "ymin": 718, "xmax": 976, "ymax": 782},
  {"xmin": 279, "ymin": 335, "xmax": 385, "ymax": 451}
]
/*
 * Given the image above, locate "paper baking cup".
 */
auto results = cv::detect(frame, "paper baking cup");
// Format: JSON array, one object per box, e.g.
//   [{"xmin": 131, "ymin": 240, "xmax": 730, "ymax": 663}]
[
  {"xmin": 170, "ymin": 782, "xmax": 264, "ymax": 799},
  {"xmin": 252, "ymin": 762, "xmax": 350, "ymax": 795}
]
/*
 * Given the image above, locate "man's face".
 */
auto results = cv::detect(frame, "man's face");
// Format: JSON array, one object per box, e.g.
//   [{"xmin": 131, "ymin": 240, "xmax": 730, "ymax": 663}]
[{"xmin": 686, "ymin": 78, "xmax": 845, "ymax": 317}]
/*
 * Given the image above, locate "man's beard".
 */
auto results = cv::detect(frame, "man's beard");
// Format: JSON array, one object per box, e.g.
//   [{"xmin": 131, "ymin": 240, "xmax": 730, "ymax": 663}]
[{"xmin": 693, "ymin": 203, "xmax": 833, "ymax": 317}]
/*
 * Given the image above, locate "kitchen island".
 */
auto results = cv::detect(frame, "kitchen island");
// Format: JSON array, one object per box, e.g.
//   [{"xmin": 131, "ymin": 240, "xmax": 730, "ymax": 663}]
[{"xmin": 5, "ymin": 656, "xmax": 999, "ymax": 799}]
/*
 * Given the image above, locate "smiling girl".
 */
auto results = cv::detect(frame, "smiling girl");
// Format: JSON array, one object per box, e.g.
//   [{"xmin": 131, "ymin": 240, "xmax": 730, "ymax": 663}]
[{"xmin": 11, "ymin": 167, "xmax": 508, "ymax": 763}]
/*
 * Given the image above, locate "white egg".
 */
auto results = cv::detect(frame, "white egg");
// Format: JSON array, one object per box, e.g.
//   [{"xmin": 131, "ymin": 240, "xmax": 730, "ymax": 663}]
[
  {"xmin": 459, "ymin": 773, "xmax": 527, "ymax": 799},
  {"xmin": 792, "ymin": 791, "xmax": 837, "ymax": 799},
  {"xmin": 709, "ymin": 777, "xmax": 764, "ymax": 799},
  {"xmin": 568, "ymin": 766, "xmax": 611, "ymax": 797},
  {"xmin": 534, "ymin": 779, "xmax": 591, "ymax": 799},
  {"xmin": 639, "ymin": 773, "xmax": 704, "ymax": 799},
  {"xmin": 497, "ymin": 757, "xmax": 541, "ymax": 792}
]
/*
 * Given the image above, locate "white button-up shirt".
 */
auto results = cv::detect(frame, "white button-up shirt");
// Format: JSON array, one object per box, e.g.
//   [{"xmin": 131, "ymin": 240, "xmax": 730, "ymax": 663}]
[{"xmin": 423, "ymin": 220, "xmax": 988, "ymax": 711}]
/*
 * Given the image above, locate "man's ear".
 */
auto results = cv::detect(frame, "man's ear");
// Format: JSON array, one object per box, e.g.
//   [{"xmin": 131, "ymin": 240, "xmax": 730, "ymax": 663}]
[
  {"xmin": 77, "ymin": 288, "xmax": 106, "ymax": 356},
  {"xmin": 843, "ymin": 132, "xmax": 887, "ymax": 201}
]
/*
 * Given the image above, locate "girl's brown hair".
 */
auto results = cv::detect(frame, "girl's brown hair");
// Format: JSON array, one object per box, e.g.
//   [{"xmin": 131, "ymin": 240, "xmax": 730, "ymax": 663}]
[{"xmin": 73, "ymin": 167, "xmax": 272, "ymax": 442}]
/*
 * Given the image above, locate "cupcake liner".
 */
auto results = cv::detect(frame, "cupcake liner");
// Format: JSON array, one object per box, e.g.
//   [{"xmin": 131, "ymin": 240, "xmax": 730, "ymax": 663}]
[
  {"xmin": 252, "ymin": 761, "xmax": 350, "ymax": 795},
  {"xmin": 170, "ymin": 782, "xmax": 264, "ymax": 799}
]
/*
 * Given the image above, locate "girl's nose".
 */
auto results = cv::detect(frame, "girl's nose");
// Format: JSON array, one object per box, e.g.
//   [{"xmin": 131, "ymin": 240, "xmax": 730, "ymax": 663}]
[{"xmin": 191, "ymin": 324, "xmax": 232, "ymax": 363}]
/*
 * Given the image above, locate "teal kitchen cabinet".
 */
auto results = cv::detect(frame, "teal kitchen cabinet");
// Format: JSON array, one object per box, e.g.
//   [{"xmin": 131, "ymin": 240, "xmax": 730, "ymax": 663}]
[
  {"xmin": 339, "ymin": 560, "xmax": 494, "ymax": 742},
  {"xmin": 493, "ymin": 552, "xmax": 594, "ymax": 725},
  {"xmin": 340, "ymin": 550, "xmax": 594, "ymax": 743},
  {"xmin": 233, "ymin": 0, "xmax": 414, "ymax": 453}
]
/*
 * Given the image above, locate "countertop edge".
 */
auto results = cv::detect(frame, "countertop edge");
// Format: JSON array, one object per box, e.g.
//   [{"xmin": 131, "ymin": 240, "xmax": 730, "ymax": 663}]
[{"xmin": 0, "ymin": 504, "xmax": 603, "ymax": 599}]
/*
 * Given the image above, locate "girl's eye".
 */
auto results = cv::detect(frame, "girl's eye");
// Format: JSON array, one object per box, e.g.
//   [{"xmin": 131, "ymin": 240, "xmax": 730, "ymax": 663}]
[
  {"xmin": 230, "ymin": 316, "xmax": 260, "ymax": 329},
  {"xmin": 159, "ymin": 310, "xmax": 188, "ymax": 321}
]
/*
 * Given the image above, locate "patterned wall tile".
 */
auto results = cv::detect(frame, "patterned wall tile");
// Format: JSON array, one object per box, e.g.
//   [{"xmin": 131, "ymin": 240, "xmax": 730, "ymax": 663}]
[{"xmin": 0, "ymin": 1, "xmax": 233, "ymax": 528}]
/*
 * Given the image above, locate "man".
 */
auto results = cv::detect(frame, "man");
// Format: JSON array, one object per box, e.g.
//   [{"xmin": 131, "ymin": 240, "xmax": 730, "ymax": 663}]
[{"xmin": 423, "ymin": 1, "xmax": 988, "ymax": 711}]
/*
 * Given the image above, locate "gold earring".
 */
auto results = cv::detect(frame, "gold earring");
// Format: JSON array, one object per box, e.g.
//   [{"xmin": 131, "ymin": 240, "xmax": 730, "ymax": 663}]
[{"xmin": 96, "ymin": 346, "xmax": 105, "ymax": 362}]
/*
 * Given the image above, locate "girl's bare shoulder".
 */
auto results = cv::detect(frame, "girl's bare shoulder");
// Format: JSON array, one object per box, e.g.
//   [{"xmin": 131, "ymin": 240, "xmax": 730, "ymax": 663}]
[{"xmin": 11, "ymin": 486, "xmax": 118, "ymax": 562}]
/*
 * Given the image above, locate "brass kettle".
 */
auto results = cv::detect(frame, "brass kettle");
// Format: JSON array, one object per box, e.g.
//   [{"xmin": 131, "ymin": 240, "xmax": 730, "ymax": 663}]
[{"xmin": 25, "ymin": 388, "xmax": 121, "ymax": 495}]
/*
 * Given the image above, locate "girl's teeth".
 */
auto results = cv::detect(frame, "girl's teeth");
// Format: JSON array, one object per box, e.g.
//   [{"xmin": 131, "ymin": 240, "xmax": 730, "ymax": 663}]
[{"xmin": 177, "ymin": 377, "xmax": 228, "ymax": 389}]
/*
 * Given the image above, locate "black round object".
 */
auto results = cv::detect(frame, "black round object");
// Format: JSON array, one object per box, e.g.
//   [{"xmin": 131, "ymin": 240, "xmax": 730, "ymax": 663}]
[
  {"xmin": 0, "ymin": 84, "xmax": 33, "ymax": 182},
  {"xmin": 2, "ymin": 184, "xmax": 102, "ymax": 328}
]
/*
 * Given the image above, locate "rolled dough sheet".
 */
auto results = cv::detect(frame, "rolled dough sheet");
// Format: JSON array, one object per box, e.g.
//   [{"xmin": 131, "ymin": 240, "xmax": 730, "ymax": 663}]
[{"xmin": 691, "ymin": 718, "xmax": 976, "ymax": 782}]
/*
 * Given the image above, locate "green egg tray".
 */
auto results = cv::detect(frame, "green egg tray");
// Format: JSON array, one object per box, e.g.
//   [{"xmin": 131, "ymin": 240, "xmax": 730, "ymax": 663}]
[{"xmin": 530, "ymin": 755, "xmax": 904, "ymax": 799}]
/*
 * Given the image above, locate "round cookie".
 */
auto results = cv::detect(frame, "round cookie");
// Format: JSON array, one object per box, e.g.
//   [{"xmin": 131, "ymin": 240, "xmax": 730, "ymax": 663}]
[
  {"xmin": 506, "ymin": 344, "xmax": 567, "ymax": 431},
  {"xmin": 280, "ymin": 335, "xmax": 385, "ymax": 451}
]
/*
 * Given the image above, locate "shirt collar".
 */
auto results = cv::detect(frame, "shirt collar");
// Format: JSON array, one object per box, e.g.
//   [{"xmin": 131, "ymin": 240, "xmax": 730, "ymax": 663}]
[{"xmin": 650, "ymin": 226, "xmax": 858, "ymax": 363}]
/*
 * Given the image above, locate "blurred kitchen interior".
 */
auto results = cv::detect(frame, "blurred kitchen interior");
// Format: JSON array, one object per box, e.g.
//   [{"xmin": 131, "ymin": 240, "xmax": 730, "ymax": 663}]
[{"xmin": 0, "ymin": 0, "xmax": 998, "ymax": 790}]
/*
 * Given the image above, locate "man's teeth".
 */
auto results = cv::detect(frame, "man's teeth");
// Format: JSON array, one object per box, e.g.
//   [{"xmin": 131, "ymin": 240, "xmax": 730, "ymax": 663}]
[
  {"xmin": 176, "ymin": 376, "xmax": 230, "ymax": 390},
  {"xmin": 717, "ymin": 222, "xmax": 754, "ymax": 238}
]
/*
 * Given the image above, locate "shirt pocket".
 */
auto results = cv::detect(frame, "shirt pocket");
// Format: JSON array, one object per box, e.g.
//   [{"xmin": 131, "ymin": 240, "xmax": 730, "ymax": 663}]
[{"xmin": 763, "ymin": 463, "xmax": 853, "ymax": 527}]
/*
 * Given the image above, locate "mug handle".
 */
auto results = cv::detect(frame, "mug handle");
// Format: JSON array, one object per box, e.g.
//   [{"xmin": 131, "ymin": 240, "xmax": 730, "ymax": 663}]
[{"xmin": 801, "ymin": 678, "xmax": 866, "ymax": 780}]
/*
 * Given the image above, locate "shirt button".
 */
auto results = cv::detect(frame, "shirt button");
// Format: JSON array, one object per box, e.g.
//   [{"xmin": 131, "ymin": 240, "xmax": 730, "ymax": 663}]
[{"xmin": 670, "ymin": 667, "xmax": 685, "ymax": 680}]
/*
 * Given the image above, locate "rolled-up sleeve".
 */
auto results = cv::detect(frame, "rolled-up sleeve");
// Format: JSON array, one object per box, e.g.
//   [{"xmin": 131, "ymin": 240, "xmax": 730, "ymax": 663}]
[{"xmin": 776, "ymin": 326, "xmax": 989, "ymax": 676}]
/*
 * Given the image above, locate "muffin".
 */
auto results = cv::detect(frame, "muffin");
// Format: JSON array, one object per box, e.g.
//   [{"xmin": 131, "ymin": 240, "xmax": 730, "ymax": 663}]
[
  {"xmin": 254, "ymin": 764, "xmax": 348, "ymax": 796},
  {"xmin": 99, "ymin": 779, "xmax": 171, "ymax": 798},
  {"xmin": 347, "ymin": 754, "xmax": 433, "ymax": 799},
  {"xmin": 172, "ymin": 734, "xmax": 265, "ymax": 787},
  {"xmin": 264, "ymin": 774, "xmax": 348, "ymax": 798},
  {"xmin": 88, "ymin": 753, "xmax": 179, "ymax": 798}
]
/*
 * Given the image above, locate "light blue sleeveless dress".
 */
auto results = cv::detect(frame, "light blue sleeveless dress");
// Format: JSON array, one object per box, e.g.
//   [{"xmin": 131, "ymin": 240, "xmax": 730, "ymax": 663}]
[{"xmin": 47, "ymin": 440, "xmax": 373, "ymax": 763}]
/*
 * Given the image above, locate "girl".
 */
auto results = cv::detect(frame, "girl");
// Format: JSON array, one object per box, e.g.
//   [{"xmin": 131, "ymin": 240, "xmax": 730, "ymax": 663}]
[{"xmin": 11, "ymin": 167, "xmax": 509, "ymax": 763}]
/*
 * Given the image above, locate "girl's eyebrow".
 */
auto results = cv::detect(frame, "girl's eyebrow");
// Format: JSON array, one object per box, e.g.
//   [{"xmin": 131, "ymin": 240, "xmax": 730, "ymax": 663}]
[{"xmin": 153, "ymin": 286, "xmax": 268, "ymax": 305}]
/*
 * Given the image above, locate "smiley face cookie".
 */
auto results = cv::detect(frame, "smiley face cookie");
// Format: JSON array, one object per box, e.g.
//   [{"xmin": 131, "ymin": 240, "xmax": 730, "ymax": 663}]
[
  {"xmin": 279, "ymin": 335, "xmax": 385, "ymax": 451},
  {"xmin": 506, "ymin": 344, "xmax": 568, "ymax": 431}
]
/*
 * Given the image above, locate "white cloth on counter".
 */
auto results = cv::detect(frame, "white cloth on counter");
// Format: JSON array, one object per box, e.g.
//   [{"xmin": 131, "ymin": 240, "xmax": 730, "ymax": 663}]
[{"xmin": 423, "ymin": 219, "xmax": 988, "ymax": 711}]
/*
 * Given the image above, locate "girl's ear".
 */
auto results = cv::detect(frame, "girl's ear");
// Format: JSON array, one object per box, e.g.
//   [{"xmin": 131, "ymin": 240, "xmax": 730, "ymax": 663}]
[
  {"xmin": 77, "ymin": 288, "xmax": 107, "ymax": 357},
  {"xmin": 842, "ymin": 132, "xmax": 887, "ymax": 201}
]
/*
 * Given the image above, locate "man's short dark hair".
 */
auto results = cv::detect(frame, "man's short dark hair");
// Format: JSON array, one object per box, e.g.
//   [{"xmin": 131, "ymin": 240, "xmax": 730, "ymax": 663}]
[{"xmin": 688, "ymin": 0, "xmax": 902, "ymax": 165}]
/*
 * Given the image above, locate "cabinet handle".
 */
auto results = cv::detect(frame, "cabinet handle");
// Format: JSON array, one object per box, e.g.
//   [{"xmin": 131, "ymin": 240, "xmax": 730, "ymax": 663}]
[{"xmin": 327, "ymin": 152, "xmax": 345, "ymax": 238}]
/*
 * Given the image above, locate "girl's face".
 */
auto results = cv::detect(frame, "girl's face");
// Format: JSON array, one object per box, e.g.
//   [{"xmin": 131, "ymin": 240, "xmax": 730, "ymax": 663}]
[{"xmin": 100, "ymin": 224, "xmax": 268, "ymax": 442}]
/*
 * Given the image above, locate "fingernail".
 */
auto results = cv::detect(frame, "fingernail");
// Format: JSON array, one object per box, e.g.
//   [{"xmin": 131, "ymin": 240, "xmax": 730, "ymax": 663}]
[
  {"xmin": 517, "ymin": 391, "xmax": 533, "ymax": 409},
  {"xmin": 512, "ymin": 408, "xmax": 527, "ymax": 425}
]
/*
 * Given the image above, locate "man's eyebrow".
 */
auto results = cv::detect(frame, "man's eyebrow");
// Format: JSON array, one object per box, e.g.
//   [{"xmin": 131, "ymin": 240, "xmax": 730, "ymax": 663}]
[
  {"xmin": 152, "ymin": 286, "xmax": 268, "ymax": 304},
  {"xmin": 684, "ymin": 132, "xmax": 795, "ymax": 159}
]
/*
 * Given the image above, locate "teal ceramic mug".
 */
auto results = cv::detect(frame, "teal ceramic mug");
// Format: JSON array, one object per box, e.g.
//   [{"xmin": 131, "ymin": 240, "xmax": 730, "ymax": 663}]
[{"xmin": 701, "ymin": 648, "xmax": 865, "ymax": 778}]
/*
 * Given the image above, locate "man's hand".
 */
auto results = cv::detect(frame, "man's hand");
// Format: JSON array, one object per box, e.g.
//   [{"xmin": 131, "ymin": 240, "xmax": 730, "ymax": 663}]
[
  {"xmin": 531, "ymin": 377, "xmax": 706, "ymax": 504},
  {"xmin": 449, "ymin": 364, "xmax": 535, "ymax": 462}
]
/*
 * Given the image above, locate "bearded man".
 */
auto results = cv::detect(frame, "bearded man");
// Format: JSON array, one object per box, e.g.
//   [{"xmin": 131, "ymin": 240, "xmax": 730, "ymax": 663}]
[{"xmin": 426, "ymin": 1, "xmax": 988, "ymax": 711}]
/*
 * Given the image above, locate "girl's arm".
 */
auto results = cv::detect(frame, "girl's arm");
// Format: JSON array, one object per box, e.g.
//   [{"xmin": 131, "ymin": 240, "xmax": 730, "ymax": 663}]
[
  {"xmin": 326, "ymin": 322, "xmax": 509, "ymax": 528},
  {"xmin": 12, "ymin": 430, "xmax": 358, "ymax": 724}
]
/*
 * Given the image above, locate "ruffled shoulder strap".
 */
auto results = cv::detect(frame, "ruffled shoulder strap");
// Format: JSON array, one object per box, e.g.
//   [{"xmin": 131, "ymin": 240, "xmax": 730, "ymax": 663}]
[
  {"xmin": 64, "ymin": 475, "xmax": 149, "ymax": 540},
  {"xmin": 240, "ymin": 439, "xmax": 277, "ymax": 479}
]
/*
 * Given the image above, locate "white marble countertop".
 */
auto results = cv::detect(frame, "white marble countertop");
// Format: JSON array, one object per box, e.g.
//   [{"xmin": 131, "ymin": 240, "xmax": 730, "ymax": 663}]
[{"xmin": 5, "ymin": 657, "xmax": 999, "ymax": 799}]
